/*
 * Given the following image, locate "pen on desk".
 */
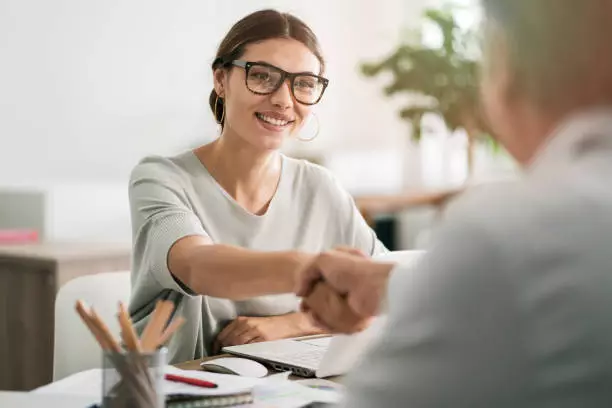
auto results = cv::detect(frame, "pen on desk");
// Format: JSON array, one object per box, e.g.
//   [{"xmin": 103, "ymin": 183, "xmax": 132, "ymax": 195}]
[{"xmin": 165, "ymin": 373, "xmax": 218, "ymax": 389}]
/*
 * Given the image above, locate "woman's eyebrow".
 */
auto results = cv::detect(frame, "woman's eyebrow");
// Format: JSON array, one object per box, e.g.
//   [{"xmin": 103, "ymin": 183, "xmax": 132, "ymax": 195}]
[{"xmin": 251, "ymin": 60, "xmax": 318, "ymax": 75}]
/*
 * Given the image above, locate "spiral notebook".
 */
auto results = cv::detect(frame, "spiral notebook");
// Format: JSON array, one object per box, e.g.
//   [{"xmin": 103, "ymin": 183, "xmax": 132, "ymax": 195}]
[
  {"xmin": 164, "ymin": 366, "xmax": 256, "ymax": 407},
  {"xmin": 166, "ymin": 391, "xmax": 254, "ymax": 407}
]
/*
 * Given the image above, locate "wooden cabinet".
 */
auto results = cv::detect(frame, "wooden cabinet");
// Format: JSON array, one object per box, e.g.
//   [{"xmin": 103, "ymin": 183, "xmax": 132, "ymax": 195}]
[{"xmin": 0, "ymin": 243, "xmax": 131, "ymax": 391}]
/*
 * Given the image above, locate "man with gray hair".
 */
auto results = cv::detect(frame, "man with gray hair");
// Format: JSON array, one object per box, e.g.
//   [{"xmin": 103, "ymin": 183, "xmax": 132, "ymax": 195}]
[{"xmin": 297, "ymin": 1, "xmax": 612, "ymax": 406}]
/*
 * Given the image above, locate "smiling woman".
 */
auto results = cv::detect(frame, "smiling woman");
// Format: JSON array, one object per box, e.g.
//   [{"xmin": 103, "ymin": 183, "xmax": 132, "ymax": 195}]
[
  {"xmin": 210, "ymin": 38, "xmax": 326, "ymax": 149},
  {"xmin": 209, "ymin": 11, "xmax": 326, "ymax": 143},
  {"xmin": 127, "ymin": 9, "xmax": 387, "ymax": 363}
]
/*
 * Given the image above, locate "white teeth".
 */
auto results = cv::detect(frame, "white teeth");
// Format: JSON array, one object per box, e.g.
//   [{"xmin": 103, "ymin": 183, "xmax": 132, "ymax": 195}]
[{"xmin": 257, "ymin": 113, "xmax": 289, "ymax": 126}]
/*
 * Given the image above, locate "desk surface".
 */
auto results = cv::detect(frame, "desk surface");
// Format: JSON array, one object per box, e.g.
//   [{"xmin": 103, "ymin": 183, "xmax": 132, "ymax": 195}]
[
  {"xmin": 354, "ymin": 188, "xmax": 462, "ymax": 215},
  {"xmin": 0, "ymin": 391, "xmax": 93, "ymax": 408},
  {"xmin": 0, "ymin": 242, "xmax": 131, "ymax": 262},
  {"xmin": 175, "ymin": 354, "xmax": 342, "ymax": 383}
]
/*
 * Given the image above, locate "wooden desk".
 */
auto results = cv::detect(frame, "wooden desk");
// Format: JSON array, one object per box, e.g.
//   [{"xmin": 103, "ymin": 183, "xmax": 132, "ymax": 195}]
[
  {"xmin": 0, "ymin": 242, "xmax": 131, "ymax": 391},
  {"xmin": 355, "ymin": 188, "xmax": 462, "ymax": 225}
]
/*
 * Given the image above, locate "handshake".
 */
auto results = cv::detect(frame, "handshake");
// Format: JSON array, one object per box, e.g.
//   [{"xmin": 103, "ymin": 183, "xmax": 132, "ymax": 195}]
[{"xmin": 294, "ymin": 248, "xmax": 395, "ymax": 334}]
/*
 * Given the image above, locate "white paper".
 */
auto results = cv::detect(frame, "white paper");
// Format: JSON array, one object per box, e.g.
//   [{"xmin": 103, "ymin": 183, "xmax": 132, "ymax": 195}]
[
  {"xmin": 0, "ymin": 391, "xmax": 96, "ymax": 408},
  {"xmin": 34, "ymin": 366, "xmax": 342, "ymax": 407},
  {"xmin": 249, "ymin": 379, "xmax": 343, "ymax": 407},
  {"xmin": 295, "ymin": 378, "xmax": 345, "ymax": 392},
  {"xmin": 164, "ymin": 366, "xmax": 262, "ymax": 396},
  {"xmin": 34, "ymin": 368, "xmax": 103, "ymax": 404},
  {"xmin": 264, "ymin": 371, "xmax": 292, "ymax": 381},
  {"xmin": 35, "ymin": 365, "xmax": 263, "ymax": 404}
]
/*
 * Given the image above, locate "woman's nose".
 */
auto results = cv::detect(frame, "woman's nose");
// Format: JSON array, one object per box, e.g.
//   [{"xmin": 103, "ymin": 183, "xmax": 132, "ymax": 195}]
[{"xmin": 270, "ymin": 80, "xmax": 294, "ymax": 109}]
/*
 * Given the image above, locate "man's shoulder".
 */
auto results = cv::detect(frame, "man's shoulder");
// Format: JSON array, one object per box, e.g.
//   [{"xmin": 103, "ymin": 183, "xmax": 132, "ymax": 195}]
[
  {"xmin": 446, "ymin": 180, "xmax": 534, "ymax": 225},
  {"xmin": 444, "ymin": 175, "xmax": 612, "ymax": 247}
]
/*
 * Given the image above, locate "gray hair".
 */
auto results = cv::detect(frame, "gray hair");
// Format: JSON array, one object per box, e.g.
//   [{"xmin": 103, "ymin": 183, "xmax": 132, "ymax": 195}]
[{"xmin": 481, "ymin": 0, "xmax": 612, "ymax": 112}]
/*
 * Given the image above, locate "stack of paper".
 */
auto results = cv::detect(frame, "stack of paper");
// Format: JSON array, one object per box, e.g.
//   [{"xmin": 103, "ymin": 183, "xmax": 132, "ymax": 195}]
[
  {"xmin": 35, "ymin": 366, "xmax": 263, "ymax": 405},
  {"xmin": 252, "ymin": 379, "xmax": 343, "ymax": 407},
  {"xmin": 35, "ymin": 366, "xmax": 344, "ymax": 407}
]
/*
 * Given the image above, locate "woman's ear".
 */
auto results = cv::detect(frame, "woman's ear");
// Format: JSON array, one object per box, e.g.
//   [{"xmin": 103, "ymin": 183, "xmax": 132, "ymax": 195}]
[{"xmin": 213, "ymin": 68, "xmax": 227, "ymax": 98}]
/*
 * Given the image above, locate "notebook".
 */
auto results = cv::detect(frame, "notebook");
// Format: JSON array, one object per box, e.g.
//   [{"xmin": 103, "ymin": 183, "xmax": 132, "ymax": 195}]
[
  {"xmin": 35, "ymin": 366, "xmax": 262, "ymax": 407},
  {"xmin": 164, "ymin": 366, "xmax": 256, "ymax": 407},
  {"xmin": 165, "ymin": 391, "xmax": 253, "ymax": 407}
]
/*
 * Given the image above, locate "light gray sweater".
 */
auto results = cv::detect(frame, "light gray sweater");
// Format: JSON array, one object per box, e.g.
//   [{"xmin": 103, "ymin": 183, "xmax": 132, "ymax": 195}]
[{"xmin": 127, "ymin": 151, "xmax": 386, "ymax": 363}]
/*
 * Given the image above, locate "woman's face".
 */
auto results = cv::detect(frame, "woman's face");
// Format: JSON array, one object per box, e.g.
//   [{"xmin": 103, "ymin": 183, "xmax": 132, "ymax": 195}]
[{"xmin": 214, "ymin": 38, "xmax": 322, "ymax": 151}]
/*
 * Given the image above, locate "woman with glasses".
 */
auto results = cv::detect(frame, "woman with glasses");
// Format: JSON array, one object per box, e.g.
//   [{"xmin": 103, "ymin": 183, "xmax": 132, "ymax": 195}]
[{"xmin": 128, "ymin": 9, "xmax": 386, "ymax": 362}]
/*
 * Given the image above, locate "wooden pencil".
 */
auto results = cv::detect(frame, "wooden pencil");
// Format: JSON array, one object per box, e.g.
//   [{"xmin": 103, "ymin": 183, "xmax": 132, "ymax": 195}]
[
  {"xmin": 89, "ymin": 308, "xmax": 121, "ymax": 353},
  {"xmin": 75, "ymin": 300, "xmax": 110, "ymax": 350},
  {"xmin": 118, "ymin": 302, "xmax": 142, "ymax": 352},
  {"xmin": 139, "ymin": 300, "xmax": 164, "ymax": 351},
  {"xmin": 141, "ymin": 300, "xmax": 175, "ymax": 351},
  {"xmin": 155, "ymin": 316, "xmax": 185, "ymax": 349}
]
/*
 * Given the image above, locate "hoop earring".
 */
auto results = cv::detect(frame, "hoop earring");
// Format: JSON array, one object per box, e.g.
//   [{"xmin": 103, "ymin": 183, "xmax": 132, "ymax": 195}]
[
  {"xmin": 297, "ymin": 112, "xmax": 320, "ymax": 142},
  {"xmin": 214, "ymin": 95, "xmax": 225, "ymax": 125}
]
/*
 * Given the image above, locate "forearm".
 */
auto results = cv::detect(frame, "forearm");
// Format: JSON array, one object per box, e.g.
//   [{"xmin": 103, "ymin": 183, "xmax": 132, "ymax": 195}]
[
  {"xmin": 184, "ymin": 244, "xmax": 311, "ymax": 300},
  {"xmin": 292, "ymin": 311, "xmax": 328, "ymax": 336}
]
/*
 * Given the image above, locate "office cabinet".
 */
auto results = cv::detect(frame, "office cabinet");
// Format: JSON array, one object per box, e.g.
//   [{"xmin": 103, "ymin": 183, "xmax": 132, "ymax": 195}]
[{"xmin": 0, "ymin": 243, "xmax": 131, "ymax": 391}]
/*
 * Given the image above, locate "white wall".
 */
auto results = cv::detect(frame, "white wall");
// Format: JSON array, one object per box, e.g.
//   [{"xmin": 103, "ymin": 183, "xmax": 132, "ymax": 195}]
[
  {"xmin": 1, "ymin": 0, "xmax": 216, "ymax": 184},
  {"xmin": 2, "ymin": 0, "xmax": 460, "ymax": 247},
  {"xmin": 0, "ymin": 0, "xmax": 427, "ymax": 188}
]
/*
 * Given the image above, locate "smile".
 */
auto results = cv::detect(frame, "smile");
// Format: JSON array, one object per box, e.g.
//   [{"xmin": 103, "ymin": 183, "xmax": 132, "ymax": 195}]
[{"xmin": 255, "ymin": 113, "xmax": 294, "ymax": 127}]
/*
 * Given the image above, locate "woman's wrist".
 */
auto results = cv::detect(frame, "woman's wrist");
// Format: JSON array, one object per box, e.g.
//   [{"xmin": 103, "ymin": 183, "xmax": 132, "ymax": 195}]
[
  {"xmin": 293, "ymin": 311, "xmax": 327, "ymax": 336},
  {"xmin": 281, "ymin": 250, "xmax": 315, "ymax": 291}
]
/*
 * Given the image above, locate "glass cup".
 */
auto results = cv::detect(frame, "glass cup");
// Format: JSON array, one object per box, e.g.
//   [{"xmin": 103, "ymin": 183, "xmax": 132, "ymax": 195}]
[{"xmin": 102, "ymin": 348, "xmax": 167, "ymax": 408}]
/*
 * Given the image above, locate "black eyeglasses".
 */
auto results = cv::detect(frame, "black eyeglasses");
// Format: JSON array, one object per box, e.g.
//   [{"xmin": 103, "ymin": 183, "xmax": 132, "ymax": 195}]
[{"xmin": 227, "ymin": 60, "xmax": 329, "ymax": 105}]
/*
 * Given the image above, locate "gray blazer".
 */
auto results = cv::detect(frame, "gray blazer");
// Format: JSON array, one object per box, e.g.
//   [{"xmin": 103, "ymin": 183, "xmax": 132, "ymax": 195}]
[{"xmin": 343, "ymin": 108, "xmax": 612, "ymax": 408}]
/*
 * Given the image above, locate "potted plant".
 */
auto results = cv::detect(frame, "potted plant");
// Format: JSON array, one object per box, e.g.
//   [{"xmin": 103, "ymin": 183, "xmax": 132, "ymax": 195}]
[{"xmin": 360, "ymin": 5, "xmax": 494, "ymax": 173}]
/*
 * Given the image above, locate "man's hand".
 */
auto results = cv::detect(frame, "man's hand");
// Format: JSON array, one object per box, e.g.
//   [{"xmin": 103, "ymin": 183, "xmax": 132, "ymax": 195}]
[
  {"xmin": 301, "ymin": 281, "xmax": 374, "ymax": 334},
  {"xmin": 295, "ymin": 249, "xmax": 394, "ymax": 318},
  {"xmin": 214, "ymin": 312, "xmax": 322, "ymax": 353}
]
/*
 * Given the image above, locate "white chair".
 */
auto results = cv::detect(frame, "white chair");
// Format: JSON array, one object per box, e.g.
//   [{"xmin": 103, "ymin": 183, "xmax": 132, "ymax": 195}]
[{"xmin": 53, "ymin": 271, "xmax": 131, "ymax": 381}]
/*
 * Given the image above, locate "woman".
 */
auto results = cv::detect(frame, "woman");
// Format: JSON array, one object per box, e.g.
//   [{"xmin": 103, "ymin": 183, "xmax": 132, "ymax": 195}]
[{"xmin": 128, "ymin": 9, "xmax": 386, "ymax": 363}]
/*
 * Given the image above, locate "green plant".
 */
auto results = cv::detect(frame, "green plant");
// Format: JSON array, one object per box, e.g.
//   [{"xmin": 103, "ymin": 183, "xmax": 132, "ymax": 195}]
[{"xmin": 361, "ymin": 5, "xmax": 494, "ymax": 169}]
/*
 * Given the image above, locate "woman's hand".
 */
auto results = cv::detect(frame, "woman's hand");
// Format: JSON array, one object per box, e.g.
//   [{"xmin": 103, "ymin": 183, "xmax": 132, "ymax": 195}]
[{"xmin": 214, "ymin": 312, "xmax": 325, "ymax": 353}]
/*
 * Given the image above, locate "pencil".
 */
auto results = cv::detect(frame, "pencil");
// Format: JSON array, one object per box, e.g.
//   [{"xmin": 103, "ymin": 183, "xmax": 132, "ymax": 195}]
[
  {"xmin": 75, "ymin": 300, "xmax": 110, "ymax": 350},
  {"xmin": 73, "ymin": 300, "xmax": 160, "ymax": 407},
  {"xmin": 117, "ymin": 302, "xmax": 142, "ymax": 352},
  {"xmin": 142, "ymin": 300, "xmax": 175, "ymax": 351},
  {"xmin": 89, "ymin": 308, "xmax": 121, "ymax": 353},
  {"xmin": 140, "ymin": 300, "xmax": 163, "ymax": 351},
  {"xmin": 155, "ymin": 316, "xmax": 185, "ymax": 349}
]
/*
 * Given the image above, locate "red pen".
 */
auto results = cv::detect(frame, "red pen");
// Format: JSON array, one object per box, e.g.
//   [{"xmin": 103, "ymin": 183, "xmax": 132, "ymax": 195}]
[{"xmin": 165, "ymin": 373, "xmax": 218, "ymax": 389}]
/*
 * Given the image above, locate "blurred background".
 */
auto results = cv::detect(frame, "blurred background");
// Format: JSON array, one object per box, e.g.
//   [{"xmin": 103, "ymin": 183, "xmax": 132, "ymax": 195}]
[
  {"xmin": 0, "ymin": 0, "xmax": 517, "ymax": 249},
  {"xmin": 0, "ymin": 0, "xmax": 522, "ymax": 391}
]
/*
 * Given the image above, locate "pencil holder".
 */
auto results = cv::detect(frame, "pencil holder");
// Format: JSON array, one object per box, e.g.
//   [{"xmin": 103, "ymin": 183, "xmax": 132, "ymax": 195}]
[{"xmin": 102, "ymin": 347, "xmax": 167, "ymax": 408}]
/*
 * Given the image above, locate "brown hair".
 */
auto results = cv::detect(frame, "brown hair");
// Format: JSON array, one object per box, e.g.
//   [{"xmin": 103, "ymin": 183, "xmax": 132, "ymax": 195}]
[
  {"xmin": 209, "ymin": 9, "xmax": 325, "ymax": 127},
  {"xmin": 482, "ymin": 0, "xmax": 612, "ymax": 112}
]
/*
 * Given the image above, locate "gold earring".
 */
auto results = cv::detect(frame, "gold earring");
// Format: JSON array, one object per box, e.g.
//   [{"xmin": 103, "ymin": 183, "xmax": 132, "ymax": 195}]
[
  {"xmin": 214, "ymin": 95, "xmax": 225, "ymax": 125},
  {"xmin": 297, "ymin": 112, "xmax": 320, "ymax": 142}
]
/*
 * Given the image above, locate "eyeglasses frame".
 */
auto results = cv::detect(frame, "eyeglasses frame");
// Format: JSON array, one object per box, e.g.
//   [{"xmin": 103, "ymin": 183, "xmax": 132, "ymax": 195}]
[{"xmin": 216, "ymin": 58, "xmax": 329, "ymax": 105}]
